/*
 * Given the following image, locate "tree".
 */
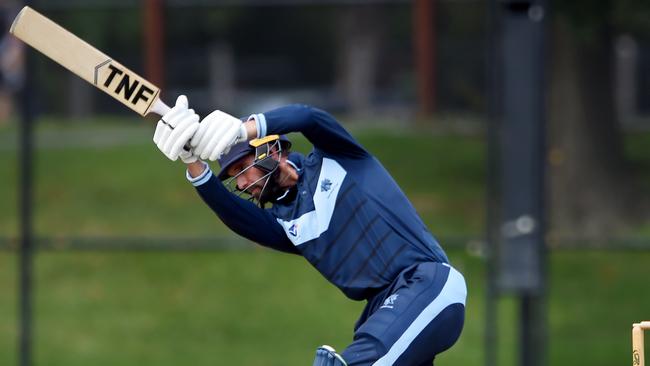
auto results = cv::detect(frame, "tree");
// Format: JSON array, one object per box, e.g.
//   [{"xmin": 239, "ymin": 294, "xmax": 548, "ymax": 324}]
[{"xmin": 547, "ymin": 0, "xmax": 650, "ymax": 239}]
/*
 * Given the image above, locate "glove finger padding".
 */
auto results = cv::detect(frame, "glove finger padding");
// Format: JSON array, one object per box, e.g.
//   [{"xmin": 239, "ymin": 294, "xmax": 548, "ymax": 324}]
[
  {"xmin": 209, "ymin": 122, "xmax": 242, "ymax": 161},
  {"xmin": 200, "ymin": 118, "xmax": 235, "ymax": 160},
  {"xmin": 190, "ymin": 121, "xmax": 214, "ymax": 155},
  {"xmin": 194, "ymin": 115, "xmax": 227, "ymax": 158},
  {"xmin": 214, "ymin": 124, "xmax": 246, "ymax": 157},
  {"xmin": 153, "ymin": 120, "xmax": 166, "ymax": 145},
  {"xmin": 192, "ymin": 110, "xmax": 232, "ymax": 151},
  {"xmin": 313, "ymin": 346, "xmax": 347, "ymax": 366},
  {"xmin": 175, "ymin": 95, "xmax": 189, "ymax": 109},
  {"xmin": 163, "ymin": 111, "xmax": 199, "ymax": 157},
  {"xmin": 162, "ymin": 97, "xmax": 190, "ymax": 128},
  {"xmin": 190, "ymin": 110, "xmax": 226, "ymax": 149},
  {"xmin": 189, "ymin": 118, "xmax": 209, "ymax": 149},
  {"xmin": 189, "ymin": 109, "xmax": 243, "ymax": 161},
  {"xmin": 155, "ymin": 125, "xmax": 173, "ymax": 157},
  {"xmin": 154, "ymin": 94, "xmax": 200, "ymax": 161},
  {"xmin": 169, "ymin": 116, "xmax": 200, "ymax": 159}
]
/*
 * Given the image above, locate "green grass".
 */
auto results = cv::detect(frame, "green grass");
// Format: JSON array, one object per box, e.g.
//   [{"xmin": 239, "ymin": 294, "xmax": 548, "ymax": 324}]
[
  {"xmin": 2, "ymin": 119, "xmax": 650, "ymax": 365},
  {"xmin": 1, "ymin": 120, "xmax": 648, "ymax": 239},
  {"xmin": 0, "ymin": 249, "xmax": 483, "ymax": 366},
  {"xmin": 0, "ymin": 253, "xmax": 16, "ymax": 366},
  {"xmin": 29, "ymin": 250, "xmax": 362, "ymax": 366},
  {"xmin": 2, "ymin": 250, "xmax": 649, "ymax": 366},
  {"xmin": 0, "ymin": 119, "xmax": 486, "ymax": 238},
  {"xmin": 548, "ymin": 250, "xmax": 650, "ymax": 365},
  {"xmin": 348, "ymin": 130, "xmax": 486, "ymax": 235}
]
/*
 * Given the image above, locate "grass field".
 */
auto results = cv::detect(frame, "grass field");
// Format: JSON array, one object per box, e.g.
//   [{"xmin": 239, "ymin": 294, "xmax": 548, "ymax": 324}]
[
  {"xmin": 1, "ymin": 118, "xmax": 649, "ymax": 365},
  {"xmin": 0, "ymin": 117, "xmax": 485, "ymax": 238},
  {"xmin": 1, "ymin": 250, "xmax": 649, "ymax": 366}
]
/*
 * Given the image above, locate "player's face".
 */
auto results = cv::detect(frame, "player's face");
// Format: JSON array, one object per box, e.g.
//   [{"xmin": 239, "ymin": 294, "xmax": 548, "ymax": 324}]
[{"xmin": 227, "ymin": 154, "xmax": 267, "ymax": 199}]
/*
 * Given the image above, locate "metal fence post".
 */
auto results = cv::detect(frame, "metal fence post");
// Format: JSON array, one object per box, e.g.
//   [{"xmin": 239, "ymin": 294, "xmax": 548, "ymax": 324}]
[{"xmin": 18, "ymin": 1, "xmax": 35, "ymax": 365}]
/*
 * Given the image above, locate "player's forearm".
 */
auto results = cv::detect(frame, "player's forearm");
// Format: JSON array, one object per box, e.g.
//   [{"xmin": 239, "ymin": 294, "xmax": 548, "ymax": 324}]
[
  {"xmin": 243, "ymin": 119, "xmax": 257, "ymax": 140},
  {"xmin": 192, "ymin": 173, "xmax": 299, "ymax": 254},
  {"xmin": 186, "ymin": 160, "xmax": 207, "ymax": 177}
]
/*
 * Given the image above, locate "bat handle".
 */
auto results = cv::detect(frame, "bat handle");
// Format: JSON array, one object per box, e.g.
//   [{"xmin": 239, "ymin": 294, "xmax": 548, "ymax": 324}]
[{"xmin": 150, "ymin": 98, "xmax": 171, "ymax": 117}]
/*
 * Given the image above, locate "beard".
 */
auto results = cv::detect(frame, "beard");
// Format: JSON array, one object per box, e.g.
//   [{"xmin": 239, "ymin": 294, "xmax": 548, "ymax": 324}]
[{"xmin": 257, "ymin": 169, "xmax": 286, "ymax": 205}]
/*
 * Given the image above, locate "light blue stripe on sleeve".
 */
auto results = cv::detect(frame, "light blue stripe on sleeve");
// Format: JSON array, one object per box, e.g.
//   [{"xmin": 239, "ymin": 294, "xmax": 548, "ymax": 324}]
[
  {"xmin": 256, "ymin": 113, "xmax": 267, "ymax": 138},
  {"xmin": 186, "ymin": 162, "xmax": 213, "ymax": 187}
]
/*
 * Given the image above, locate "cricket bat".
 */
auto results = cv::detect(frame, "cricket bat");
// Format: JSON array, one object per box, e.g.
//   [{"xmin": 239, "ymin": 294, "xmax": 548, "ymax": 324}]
[{"xmin": 9, "ymin": 6, "xmax": 170, "ymax": 117}]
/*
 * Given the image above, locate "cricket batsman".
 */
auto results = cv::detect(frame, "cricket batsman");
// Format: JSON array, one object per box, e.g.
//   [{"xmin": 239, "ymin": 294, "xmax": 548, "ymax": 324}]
[{"xmin": 153, "ymin": 96, "xmax": 467, "ymax": 366}]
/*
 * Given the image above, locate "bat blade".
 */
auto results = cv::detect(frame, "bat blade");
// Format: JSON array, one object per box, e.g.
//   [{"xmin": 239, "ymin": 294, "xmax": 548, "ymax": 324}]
[{"xmin": 10, "ymin": 6, "xmax": 169, "ymax": 116}]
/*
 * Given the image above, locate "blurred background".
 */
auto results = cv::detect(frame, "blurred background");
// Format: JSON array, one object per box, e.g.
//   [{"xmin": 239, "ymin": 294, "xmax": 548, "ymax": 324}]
[{"xmin": 0, "ymin": 0, "xmax": 649, "ymax": 365}]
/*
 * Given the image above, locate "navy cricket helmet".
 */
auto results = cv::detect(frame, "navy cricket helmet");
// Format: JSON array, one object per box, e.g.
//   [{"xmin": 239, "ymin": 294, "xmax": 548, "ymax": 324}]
[{"xmin": 216, "ymin": 134, "xmax": 291, "ymax": 180}]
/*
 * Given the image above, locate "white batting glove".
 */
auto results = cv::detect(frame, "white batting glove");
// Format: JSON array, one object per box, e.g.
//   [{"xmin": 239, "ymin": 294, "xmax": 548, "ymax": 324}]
[
  {"xmin": 178, "ymin": 149, "xmax": 198, "ymax": 164},
  {"xmin": 190, "ymin": 110, "xmax": 247, "ymax": 161},
  {"xmin": 153, "ymin": 95, "xmax": 200, "ymax": 162}
]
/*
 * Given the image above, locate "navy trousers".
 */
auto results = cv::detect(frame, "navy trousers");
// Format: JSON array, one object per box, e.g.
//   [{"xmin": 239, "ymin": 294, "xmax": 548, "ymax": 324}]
[{"xmin": 341, "ymin": 262, "xmax": 466, "ymax": 366}]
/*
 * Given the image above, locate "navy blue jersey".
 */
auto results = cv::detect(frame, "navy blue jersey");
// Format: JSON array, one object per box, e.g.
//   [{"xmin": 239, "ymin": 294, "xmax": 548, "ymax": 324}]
[{"xmin": 189, "ymin": 105, "xmax": 449, "ymax": 300}]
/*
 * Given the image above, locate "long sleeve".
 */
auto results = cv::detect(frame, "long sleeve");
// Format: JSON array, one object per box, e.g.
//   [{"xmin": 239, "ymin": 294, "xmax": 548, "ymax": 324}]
[
  {"xmin": 250, "ymin": 104, "xmax": 369, "ymax": 159},
  {"xmin": 188, "ymin": 165, "xmax": 299, "ymax": 255}
]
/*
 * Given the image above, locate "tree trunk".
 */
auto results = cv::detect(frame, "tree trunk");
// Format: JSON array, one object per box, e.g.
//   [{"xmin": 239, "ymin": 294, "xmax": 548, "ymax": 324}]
[
  {"xmin": 336, "ymin": 6, "xmax": 384, "ymax": 115},
  {"xmin": 547, "ymin": 16, "xmax": 640, "ymax": 240}
]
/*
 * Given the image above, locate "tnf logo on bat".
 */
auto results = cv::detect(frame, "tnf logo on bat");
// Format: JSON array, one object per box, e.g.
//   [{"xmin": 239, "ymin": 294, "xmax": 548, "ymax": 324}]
[{"xmin": 94, "ymin": 59, "xmax": 155, "ymax": 106}]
